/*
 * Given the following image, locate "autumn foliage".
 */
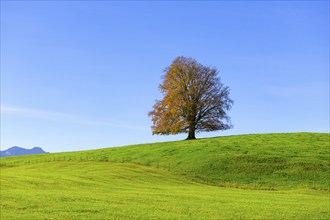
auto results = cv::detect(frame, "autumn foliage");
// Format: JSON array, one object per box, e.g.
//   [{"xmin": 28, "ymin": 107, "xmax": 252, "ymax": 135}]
[{"xmin": 149, "ymin": 56, "xmax": 233, "ymax": 139}]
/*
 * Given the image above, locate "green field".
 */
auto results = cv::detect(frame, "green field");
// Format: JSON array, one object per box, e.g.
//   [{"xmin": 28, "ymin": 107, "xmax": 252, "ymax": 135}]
[{"xmin": 1, "ymin": 133, "xmax": 329, "ymax": 219}]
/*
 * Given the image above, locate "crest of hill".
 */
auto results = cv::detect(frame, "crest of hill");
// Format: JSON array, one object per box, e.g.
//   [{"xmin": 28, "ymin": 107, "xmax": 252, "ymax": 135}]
[{"xmin": 2, "ymin": 132, "xmax": 329, "ymax": 189}]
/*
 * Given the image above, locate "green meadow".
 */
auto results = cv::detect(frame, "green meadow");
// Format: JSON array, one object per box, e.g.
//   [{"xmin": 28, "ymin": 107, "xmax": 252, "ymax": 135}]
[{"xmin": 1, "ymin": 133, "xmax": 329, "ymax": 219}]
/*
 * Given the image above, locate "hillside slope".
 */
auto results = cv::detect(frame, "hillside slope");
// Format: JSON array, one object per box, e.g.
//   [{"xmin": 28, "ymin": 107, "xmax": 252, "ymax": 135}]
[
  {"xmin": 2, "ymin": 132, "xmax": 329, "ymax": 189},
  {"xmin": 1, "ymin": 161, "xmax": 329, "ymax": 219},
  {"xmin": 1, "ymin": 132, "xmax": 329, "ymax": 219}
]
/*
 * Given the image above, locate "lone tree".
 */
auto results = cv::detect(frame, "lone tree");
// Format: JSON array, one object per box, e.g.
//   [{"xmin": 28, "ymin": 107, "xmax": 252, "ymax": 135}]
[{"xmin": 149, "ymin": 56, "xmax": 233, "ymax": 140}]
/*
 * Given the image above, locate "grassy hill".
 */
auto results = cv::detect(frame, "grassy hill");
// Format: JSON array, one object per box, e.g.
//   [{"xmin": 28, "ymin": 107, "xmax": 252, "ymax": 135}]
[{"xmin": 1, "ymin": 132, "xmax": 329, "ymax": 219}]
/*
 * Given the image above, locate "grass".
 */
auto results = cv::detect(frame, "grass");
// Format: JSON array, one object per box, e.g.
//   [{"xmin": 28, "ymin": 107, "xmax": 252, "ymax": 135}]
[
  {"xmin": 1, "ymin": 132, "xmax": 329, "ymax": 219},
  {"xmin": 1, "ymin": 162, "xmax": 329, "ymax": 219}
]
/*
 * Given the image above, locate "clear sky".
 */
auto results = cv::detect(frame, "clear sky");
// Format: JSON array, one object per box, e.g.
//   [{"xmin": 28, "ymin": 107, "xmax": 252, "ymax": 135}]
[{"xmin": 1, "ymin": 1, "xmax": 329, "ymax": 152}]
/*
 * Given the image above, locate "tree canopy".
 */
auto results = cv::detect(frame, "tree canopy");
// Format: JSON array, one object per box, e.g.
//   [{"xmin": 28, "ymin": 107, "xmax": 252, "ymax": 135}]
[{"xmin": 149, "ymin": 56, "xmax": 233, "ymax": 139}]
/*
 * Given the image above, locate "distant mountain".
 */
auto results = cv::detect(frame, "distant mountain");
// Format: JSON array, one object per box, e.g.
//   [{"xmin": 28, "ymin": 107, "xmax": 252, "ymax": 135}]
[{"xmin": 0, "ymin": 146, "xmax": 48, "ymax": 157}]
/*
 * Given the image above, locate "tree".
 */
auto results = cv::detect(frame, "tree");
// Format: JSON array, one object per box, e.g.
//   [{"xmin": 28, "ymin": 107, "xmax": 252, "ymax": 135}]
[{"xmin": 149, "ymin": 56, "xmax": 233, "ymax": 140}]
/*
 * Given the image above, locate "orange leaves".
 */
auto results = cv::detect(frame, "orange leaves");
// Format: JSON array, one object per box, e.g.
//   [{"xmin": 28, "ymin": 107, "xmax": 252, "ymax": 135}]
[{"xmin": 149, "ymin": 56, "xmax": 233, "ymax": 138}]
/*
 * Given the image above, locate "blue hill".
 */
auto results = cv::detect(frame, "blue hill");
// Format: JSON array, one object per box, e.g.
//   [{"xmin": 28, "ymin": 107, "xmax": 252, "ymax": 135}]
[{"xmin": 0, "ymin": 146, "xmax": 48, "ymax": 157}]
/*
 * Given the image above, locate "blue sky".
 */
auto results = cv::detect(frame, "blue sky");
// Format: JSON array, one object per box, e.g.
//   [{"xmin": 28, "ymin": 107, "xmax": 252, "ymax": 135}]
[{"xmin": 1, "ymin": 1, "xmax": 329, "ymax": 152}]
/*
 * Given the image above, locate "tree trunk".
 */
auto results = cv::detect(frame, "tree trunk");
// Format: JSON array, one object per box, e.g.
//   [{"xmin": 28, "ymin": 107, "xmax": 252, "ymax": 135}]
[{"xmin": 187, "ymin": 124, "xmax": 196, "ymax": 140}]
